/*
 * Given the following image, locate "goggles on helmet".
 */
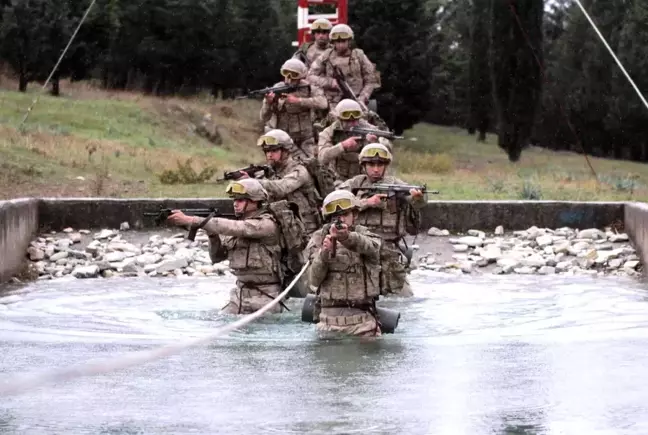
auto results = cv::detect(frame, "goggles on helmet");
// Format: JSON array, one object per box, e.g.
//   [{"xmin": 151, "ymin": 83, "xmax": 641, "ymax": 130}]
[
  {"xmin": 323, "ymin": 197, "xmax": 354, "ymax": 215},
  {"xmin": 331, "ymin": 32, "xmax": 352, "ymax": 41},
  {"xmin": 257, "ymin": 135, "xmax": 280, "ymax": 147},
  {"xmin": 362, "ymin": 148, "xmax": 390, "ymax": 160},
  {"xmin": 226, "ymin": 182, "xmax": 248, "ymax": 196},
  {"xmin": 338, "ymin": 110, "xmax": 362, "ymax": 120},
  {"xmin": 312, "ymin": 21, "xmax": 331, "ymax": 31},
  {"xmin": 281, "ymin": 69, "xmax": 301, "ymax": 80}
]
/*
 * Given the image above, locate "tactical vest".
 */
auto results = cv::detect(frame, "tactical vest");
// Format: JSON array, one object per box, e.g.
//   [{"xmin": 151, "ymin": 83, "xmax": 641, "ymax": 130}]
[
  {"xmin": 354, "ymin": 176, "xmax": 404, "ymax": 241},
  {"xmin": 331, "ymin": 129, "xmax": 365, "ymax": 180},
  {"xmin": 316, "ymin": 225, "xmax": 381, "ymax": 302},
  {"xmin": 227, "ymin": 214, "xmax": 282, "ymax": 286},
  {"xmin": 274, "ymin": 160, "xmax": 322, "ymax": 234},
  {"xmin": 271, "ymin": 82, "xmax": 314, "ymax": 144}
]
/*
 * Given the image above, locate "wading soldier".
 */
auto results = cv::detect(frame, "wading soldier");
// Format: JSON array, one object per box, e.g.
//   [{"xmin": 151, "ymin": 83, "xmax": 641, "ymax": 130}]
[
  {"xmin": 338, "ymin": 143, "xmax": 425, "ymax": 297},
  {"xmin": 305, "ymin": 190, "xmax": 383, "ymax": 338},
  {"xmin": 166, "ymin": 179, "xmax": 285, "ymax": 314}
]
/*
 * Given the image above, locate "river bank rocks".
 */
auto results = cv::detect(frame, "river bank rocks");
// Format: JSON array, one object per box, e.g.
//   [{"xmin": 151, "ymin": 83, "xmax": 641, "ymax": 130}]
[
  {"xmin": 416, "ymin": 225, "xmax": 642, "ymax": 277},
  {"xmin": 24, "ymin": 224, "xmax": 231, "ymax": 280},
  {"xmin": 21, "ymin": 223, "xmax": 642, "ymax": 281}
]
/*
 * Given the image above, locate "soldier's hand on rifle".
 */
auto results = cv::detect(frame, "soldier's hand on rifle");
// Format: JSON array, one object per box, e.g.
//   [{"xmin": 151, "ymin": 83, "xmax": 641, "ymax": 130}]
[
  {"xmin": 366, "ymin": 194, "xmax": 387, "ymax": 207},
  {"xmin": 285, "ymin": 94, "xmax": 301, "ymax": 104},
  {"xmin": 341, "ymin": 136, "xmax": 362, "ymax": 150},
  {"xmin": 237, "ymin": 171, "xmax": 250, "ymax": 179},
  {"xmin": 322, "ymin": 235, "xmax": 334, "ymax": 253},
  {"xmin": 366, "ymin": 134, "xmax": 378, "ymax": 142},
  {"xmin": 410, "ymin": 188, "xmax": 424, "ymax": 199},
  {"xmin": 330, "ymin": 221, "xmax": 349, "ymax": 241},
  {"xmin": 167, "ymin": 210, "xmax": 193, "ymax": 227},
  {"xmin": 265, "ymin": 92, "xmax": 275, "ymax": 104}
]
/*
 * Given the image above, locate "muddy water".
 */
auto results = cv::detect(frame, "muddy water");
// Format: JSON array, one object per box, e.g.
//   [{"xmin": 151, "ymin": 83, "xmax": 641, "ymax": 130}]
[{"xmin": 1, "ymin": 271, "xmax": 648, "ymax": 434}]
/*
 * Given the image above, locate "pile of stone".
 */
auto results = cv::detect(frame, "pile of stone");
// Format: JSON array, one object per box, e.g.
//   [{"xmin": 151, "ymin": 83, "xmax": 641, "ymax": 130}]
[
  {"xmin": 25, "ymin": 223, "xmax": 230, "ymax": 280},
  {"xmin": 417, "ymin": 225, "xmax": 642, "ymax": 277}
]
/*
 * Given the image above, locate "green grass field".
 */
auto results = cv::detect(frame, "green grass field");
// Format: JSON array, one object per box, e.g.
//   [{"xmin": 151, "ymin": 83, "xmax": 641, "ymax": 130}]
[{"xmin": 0, "ymin": 82, "xmax": 646, "ymax": 201}]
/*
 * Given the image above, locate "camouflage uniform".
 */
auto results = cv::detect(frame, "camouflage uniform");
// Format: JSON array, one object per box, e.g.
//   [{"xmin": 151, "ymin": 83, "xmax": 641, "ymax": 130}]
[
  {"xmin": 197, "ymin": 180, "xmax": 284, "ymax": 315},
  {"xmin": 318, "ymin": 118, "xmax": 393, "ymax": 183},
  {"xmin": 305, "ymin": 191, "xmax": 383, "ymax": 338},
  {"xmin": 260, "ymin": 156, "xmax": 322, "ymax": 235},
  {"xmin": 306, "ymin": 24, "xmax": 379, "ymax": 107},
  {"xmin": 338, "ymin": 173, "xmax": 425, "ymax": 297},
  {"xmin": 260, "ymin": 59, "xmax": 328, "ymax": 159},
  {"xmin": 293, "ymin": 41, "xmax": 330, "ymax": 68}
]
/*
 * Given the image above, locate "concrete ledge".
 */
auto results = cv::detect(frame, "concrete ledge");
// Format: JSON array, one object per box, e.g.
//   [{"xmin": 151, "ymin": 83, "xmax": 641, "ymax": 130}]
[
  {"xmin": 625, "ymin": 202, "xmax": 648, "ymax": 270},
  {"xmin": 37, "ymin": 198, "xmax": 234, "ymax": 232},
  {"xmin": 420, "ymin": 201, "xmax": 625, "ymax": 232},
  {"xmin": 0, "ymin": 198, "xmax": 39, "ymax": 283},
  {"xmin": 36, "ymin": 198, "xmax": 626, "ymax": 232}
]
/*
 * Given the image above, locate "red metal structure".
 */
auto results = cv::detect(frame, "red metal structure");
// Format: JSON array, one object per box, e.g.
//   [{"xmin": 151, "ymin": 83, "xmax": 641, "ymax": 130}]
[{"xmin": 293, "ymin": 0, "xmax": 348, "ymax": 47}]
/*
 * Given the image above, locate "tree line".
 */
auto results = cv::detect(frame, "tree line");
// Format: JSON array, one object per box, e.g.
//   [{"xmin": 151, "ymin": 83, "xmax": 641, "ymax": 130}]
[{"xmin": 1, "ymin": 0, "xmax": 647, "ymax": 162}]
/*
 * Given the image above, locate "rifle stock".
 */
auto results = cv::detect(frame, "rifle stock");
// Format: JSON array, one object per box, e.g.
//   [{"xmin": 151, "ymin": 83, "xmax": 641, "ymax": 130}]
[{"xmin": 236, "ymin": 83, "xmax": 310, "ymax": 99}]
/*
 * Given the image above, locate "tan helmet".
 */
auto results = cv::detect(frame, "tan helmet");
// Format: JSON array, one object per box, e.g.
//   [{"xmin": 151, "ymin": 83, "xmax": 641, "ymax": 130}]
[
  {"xmin": 256, "ymin": 129, "xmax": 294, "ymax": 150},
  {"xmin": 280, "ymin": 58, "xmax": 307, "ymax": 79},
  {"xmin": 330, "ymin": 23, "xmax": 354, "ymax": 40},
  {"xmin": 334, "ymin": 99, "xmax": 363, "ymax": 120},
  {"xmin": 359, "ymin": 142, "xmax": 393, "ymax": 164},
  {"xmin": 226, "ymin": 178, "xmax": 268, "ymax": 202},
  {"xmin": 310, "ymin": 18, "xmax": 332, "ymax": 32},
  {"xmin": 321, "ymin": 189, "xmax": 359, "ymax": 217}
]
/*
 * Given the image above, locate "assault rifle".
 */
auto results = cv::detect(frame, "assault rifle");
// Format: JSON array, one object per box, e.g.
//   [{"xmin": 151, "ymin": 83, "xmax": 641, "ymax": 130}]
[
  {"xmin": 352, "ymin": 184, "xmax": 439, "ymax": 200},
  {"xmin": 143, "ymin": 208, "xmax": 236, "ymax": 241},
  {"xmin": 329, "ymin": 218, "xmax": 344, "ymax": 258},
  {"xmin": 218, "ymin": 164, "xmax": 273, "ymax": 182},
  {"xmin": 338, "ymin": 126, "xmax": 404, "ymax": 141},
  {"xmin": 329, "ymin": 64, "xmax": 378, "ymax": 113},
  {"xmin": 237, "ymin": 83, "xmax": 310, "ymax": 99}
]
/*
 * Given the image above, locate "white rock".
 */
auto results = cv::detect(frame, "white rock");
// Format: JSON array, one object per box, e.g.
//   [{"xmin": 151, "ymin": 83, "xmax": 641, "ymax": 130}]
[
  {"xmin": 79, "ymin": 229, "xmax": 91, "ymax": 235},
  {"xmin": 514, "ymin": 266, "xmax": 535, "ymax": 274},
  {"xmin": 427, "ymin": 227, "xmax": 448, "ymax": 236},
  {"xmin": 94, "ymin": 229, "xmax": 116, "ymax": 240},
  {"xmin": 536, "ymin": 235, "xmax": 553, "ymax": 247},
  {"xmin": 136, "ymin": 253, "xmax": 162, "ymax": 266},
  {"xmin": 27, "ymin": 247, "xmax": 45, "ymax": 261},
  {"xmin": 120, "ymin": 222, "xmax": 130, "ymax": 231},
  {"xmin": 555, "ymin": 260, "xmax": 574, "ymax": 272},
  {"xmin": 457, "ymin": 236, "xmax": 483, "ymax": 247},
  {"xmin": 49, "ymin": 251, "xmax": 68, "ymax": 261},
  {"xmin": 453, "ymin": 244, "xmax": 469, "ymax": 252},
  {"xmin": 494, "ymin": 225, "xmax": 504, "ymax": 235},
  {"xmin": 56, "ymin": 239, "xmax": 72, "ymax": 250},
  {"xmin": 72, "ymin": 265, "xmax": 99, "ymax": 278},
  {"xmin": 175, "ymin": 248, "xmax": 196, "ymax": 260},
  {"xmin": 63, "ymin": 227, "xmax": 74, "ymax": 233},
  {"xmin": 85, "ymin": 240, "xmax": 103, "ymax": 256},
  {"xmin": 156, "ymin": 258, "xmax": 189, "ymax": 273},
  {"xmin": 104, "ymin": 252, "xmax": 126, "ymax": 263},
  {"xmin": 568, "ymin": 241, "xmax": 590, "ymax": 256},
  {"xmin": 609, "ymin": 233, "xmax": 629, "ymax": 242},
  {"xmin": 106, "ymin": 242, "xmax": 141, "ymax": 254},
  {"xmin": 608, "ymin": 258, "xmax": 623, "ymax": 269},
  {"xmin": 577, "ymin": 228, "xmax": 604, "ymax": 240},
  {"xmin": 538, "ymin": 266, "xmax": 556, "ymax": 275},
  {"xmin": 522, "ymin": 255, "xmax": 546, "ymax": 268},
  {"xmin": 624, "ymin": 260, "xmax": 640, "ymax": 271}
]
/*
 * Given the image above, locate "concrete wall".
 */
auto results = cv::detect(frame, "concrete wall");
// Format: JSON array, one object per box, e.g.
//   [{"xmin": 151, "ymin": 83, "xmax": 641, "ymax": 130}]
[
  {"xmin": 0, "ymin": 199, "xmax": 39, "ymax": 283},
  {"xmin": 625, "ymin": 202, "xmax": 648, "ymax": 270}
]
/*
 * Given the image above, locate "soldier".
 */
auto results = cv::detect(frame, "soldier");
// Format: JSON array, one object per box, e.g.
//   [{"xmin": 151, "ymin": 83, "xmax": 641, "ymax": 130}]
[
  {"xmin": 166, "ymin": 179, "xmax": 285, "ymax": 315},
  {"xmin": 338, "ymin": 143, "xmax": 425, "ymax": 297},
  {"xmin": 307, "ymin": 23, "xmax": 379, "ymax": 108},
  {"xmin": 239, "ymin": 129, "xmax": 322, "ymax": 235},
  {"xmin": 305, "ymin": 190, "xmax": 383, "ymax": 338},
  {"xmin": 293, "ymin": 18, "xmax": 332, "ymax": 67},
  {"xmin": 318, "ymin": 99, "xmax": 392, "ymax": 184},
  {"xmin": 260, "ymin": 58, "xmax": 328, "ymax": 159}
]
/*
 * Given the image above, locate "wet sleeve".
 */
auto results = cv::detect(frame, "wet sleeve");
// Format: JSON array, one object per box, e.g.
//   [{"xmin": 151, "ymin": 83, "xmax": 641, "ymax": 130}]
[
  {"xmin": 339, "ymin": 232, "xmax": 380, "ymax": 261},
  {"xmin": 194, "ymin": 216, "xmax": 277, "ymax": 239},
  {"xmin": 305, "ymin": 232, "xmax": 329, "ymax": 288},
  {"xmin": 259, "ymin": 169, "xmax": 308, "ymax": 199}
]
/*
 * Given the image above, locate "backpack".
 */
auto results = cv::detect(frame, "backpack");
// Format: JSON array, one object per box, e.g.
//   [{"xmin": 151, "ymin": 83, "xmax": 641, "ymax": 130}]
[
  {"xmin": 266, "ymin": 200, "xmax": 309, "ymax": 297},
  {"xmin": 299, "ymin": 157, "xmax": 338, "ymax": 202}
]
